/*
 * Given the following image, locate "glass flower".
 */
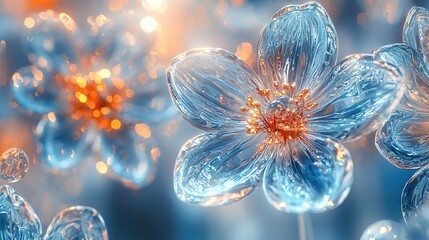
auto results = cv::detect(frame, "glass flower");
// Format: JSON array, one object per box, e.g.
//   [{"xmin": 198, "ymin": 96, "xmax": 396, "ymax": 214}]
[
  {"xmin": 11, "ymin": 10, "xmax": 175, "ymax": 188},
  {"xmin": 360, "ymin": 220, "xmax": 410, "ymax": 240},
  {"xmin": 167, "ymin": 2, "xmax": 404, "ymax": 213},
  {"xmin": 374, "ymin": 6, "xmax": 429, "ymax": 235}
]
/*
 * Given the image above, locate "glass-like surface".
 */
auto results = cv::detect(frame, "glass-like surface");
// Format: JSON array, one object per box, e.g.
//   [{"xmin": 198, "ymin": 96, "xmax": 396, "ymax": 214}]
[
  {"xmin": 0, "ymin": 148, "xmax": 29, "ymax": 183},
  {"xmin": 263, "ymin": 135, "xmax": 353, "ymax": 213},
  {"xmin": 360, "ymin": 220, "xmax": 409, "ymax": 240},
  {"xmin": 0, "ymin": 185, "xmax": 42, "ymax": 240},
  {"xmin": 44, "ymin": 206, "xmax": 108, "ymax": 240}
]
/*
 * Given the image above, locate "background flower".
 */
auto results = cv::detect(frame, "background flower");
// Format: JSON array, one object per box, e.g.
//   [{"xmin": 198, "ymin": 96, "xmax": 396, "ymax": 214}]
[{"xmin": 10, "ymin": 9, "xmax": 175, "ymax": 189}]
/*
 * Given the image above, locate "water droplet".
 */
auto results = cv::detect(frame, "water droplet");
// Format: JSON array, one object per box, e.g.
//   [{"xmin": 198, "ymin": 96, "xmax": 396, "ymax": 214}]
[
  {"xmin": 0, "ymin": 148, "xmax": 29, "ymax": 183},
  {"xmin": 0, "ymin": 184, "xmax": 42, "ymax": 239},
  {"xmin": 44, "ymin": 206, "xmax": 108, "ymax": 240},
  {"xmin": 360, "ymin": 220, "xmax": 409, "ymax": 240}
]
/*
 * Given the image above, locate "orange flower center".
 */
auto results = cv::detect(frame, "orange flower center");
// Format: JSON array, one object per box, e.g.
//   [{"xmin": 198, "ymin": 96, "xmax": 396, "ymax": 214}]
[
  {"xmin": 54, "ymin": 63, "xmax": 134, "ymax": 131},
  {"xmin": 241, "ymin": 81, "xmax": 318, "ymax": 146}
]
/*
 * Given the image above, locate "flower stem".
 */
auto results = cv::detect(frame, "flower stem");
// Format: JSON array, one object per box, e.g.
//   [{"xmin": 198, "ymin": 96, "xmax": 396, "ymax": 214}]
[{"xmin": 298, "ymin": 213, "xmax": 314, "ymax": 240}]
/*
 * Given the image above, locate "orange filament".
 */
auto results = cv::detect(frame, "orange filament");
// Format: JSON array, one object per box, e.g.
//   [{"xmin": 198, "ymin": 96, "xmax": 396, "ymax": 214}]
[
  {"xmin": 55, "ymin": 63, "xmax": 133, "ymax": 131},
  {"xmin": 241, "ymin": 81, "xmax": 318, "ymax": 146}
]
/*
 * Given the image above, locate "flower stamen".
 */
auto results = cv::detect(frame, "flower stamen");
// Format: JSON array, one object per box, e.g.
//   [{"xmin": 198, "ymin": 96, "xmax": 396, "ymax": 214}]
[{"xmin": 242, "ymin": 82, "xmax": 318, "ymax": 146}]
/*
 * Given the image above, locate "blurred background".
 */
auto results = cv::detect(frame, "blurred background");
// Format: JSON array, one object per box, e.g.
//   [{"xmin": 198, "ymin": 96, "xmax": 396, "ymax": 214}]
[{"xmin": 0, "ymin": 0, "xmax": 427, "ymax": 239}]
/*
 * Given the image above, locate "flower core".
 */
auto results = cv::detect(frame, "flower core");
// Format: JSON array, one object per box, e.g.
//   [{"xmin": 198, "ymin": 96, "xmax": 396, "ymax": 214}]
[{"xmin": 241, "ymin": 81, "xmax": 318, "ymax": 145}]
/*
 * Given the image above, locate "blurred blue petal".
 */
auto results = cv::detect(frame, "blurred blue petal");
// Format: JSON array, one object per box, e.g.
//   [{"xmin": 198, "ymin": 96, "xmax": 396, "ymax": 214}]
[
  {"xmin": 174, "ymin": 131, "xmax": 269, "ymax": 206},
  {"xmin": 402, "ymin": 164, "xmax": 429, "ymax": 236},
  {"xmin": 360, "ymin": 220, "xmax": 409, "ymax": 240},
  {"xmin": 36, "ymin": 115, "xmax": 94, "ymax": 170},
  {"xmin": 44, "ymin": 206, "xmax": 108, "ymax": 240},
  {"xmin": 24, "ymin": 11, "xmax": 81, "ymax": 73},
  {"xmin": 85, "ymin": 11, "xmax": 156, "ymax": 79},
  {"xmin": 257, "ymin": 1, "xmax": 338, "ymax": 90},
  {"xmin": 167, "ymin": 48, "xmax": 265, "ymax": 131},
  {"xmin": 308, "ymin": 54, "xmax": 403, "ymax": 141},
  {"xmin": 263, "ymin": 135, "xmax": 353, "ymax": 213},
  {"xmin": 99, "ymin": 124, "xmax": 158, "ymax": 189},
  {"xmin": 376, "ymin": 109, "xmax": 429, "ymax": 169},
  {"xmin": 11, "ymin": 66, "xmax": 66, "ymax": 114},
  {"xmin": 0, "ymin": 185, "xmax": 42, "ymax": 240},
  {"xmin": 120, "ymin": 69, "xmax": 176, "ymax": 124},
  {"xmin": 404, "ymin": 7, "xmax": 429, "ymax": 67}
]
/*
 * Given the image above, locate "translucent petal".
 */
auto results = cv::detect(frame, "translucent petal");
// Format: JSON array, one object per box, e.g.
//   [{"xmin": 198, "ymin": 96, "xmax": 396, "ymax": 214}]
[
  {"xmin": 174, "ymin": 131, "xmax": 270, "ymax": 206},
  {"xmin": 85, "ymin": 11, "xmax": 156, "ymax": 79},
  {"xmin": 373, "ymin": 44, "xmax": 429, "ymax": 111},
  {"xmin": 360, "ymin": 220, "xmax": 409, "ymax": 240},
  {"xmin": 11, "ymin": 66, "xmax": 65, "ymax": 114},
  {"xmin": 308, "ymin": 54, "xmax": 403, "ymax": 141},
  {"xmin": 36, "ymin": 115, "xmax": 94, "ymax": 171},
  {"xmin": 404, "ymin": 6, "xmax": 429, "ymax": 67},
  {"xmin": 98, "ymin": 124, "xmax": 158, "ymax": 189},
  {"xmin": 257, "ymin": 2, "xmax": 338, "ymax": 90},
  {"xmin": 44, "ymin": 206, "xmax": 108, "ymax": 240},
  {"xmin": 120, "ymin": 69, "xmax": 176, "ymax": 124},
  {"xmin": 0, "ymin": 148, "xmax": 29, "ymax": 183},
  {"xmin": 0, "ymin": 185, "xmax": 42, "ymax": 240},
  {"xmin": 402, "ymin": 164, "xmax": 429, "ymax": 235},
  {"xmin": 263, "ymin": 135, "xmax": 353, "ymax": 213},
  {"xmin": 24, "ymin": 11, "xmax": 81, "ymax": 73},
  {"xmin": 167, "ymin": 48, "xmax": 265, "ymax": 131},
  {"xmin": 376, "ymin": 109, "xmax": 429, "ymax": 169}
]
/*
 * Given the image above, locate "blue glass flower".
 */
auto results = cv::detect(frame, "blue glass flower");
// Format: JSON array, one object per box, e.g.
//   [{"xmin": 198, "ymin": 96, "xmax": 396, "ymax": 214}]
[
  {"xmin": 374, "ymin": 6, "xmax": 429, "ymax": 235},
  {"xmin": 11, "ymin": 10, "xmax": 175, "ymax": 188},
  {"xmin": 167, "ymin": 2, "xmax": 404, "ymax": 213}
]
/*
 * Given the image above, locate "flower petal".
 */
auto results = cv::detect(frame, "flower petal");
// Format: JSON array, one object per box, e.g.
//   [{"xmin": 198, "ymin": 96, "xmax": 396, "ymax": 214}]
[
  {"xmin": 257, "ymin": 2, "xmax": 338, "ymax": 90},
  {"xmin": 120, "ymin": 69, "xmax": 176, "ymax": 124},
  {"xmin": 44, "ymin": 206, "xmax": 108, "ymax": 240},
  {"xmin": 308, "ymin": 54, "xmax": 403, "ymax": 141},
  {"xmin": 98, "ymin": 124, "xmax": 158, "ymax": 189},
  {"xmin": 36, "ymin": 115, "xmax": 94, "ymax": 171},
  {"xmin": 373, "ymin": 44, "xmax": 429, "ymax": 111},
  {"xmin": 404, "ymin": 6, "xmax": 429, "ymax": 67},
  {"xmin": 376, "ymin": 109, "xmax": 429, "ymax": 169},
  {"xmin": 24, "ymin": 11, "xmax": 81, "ymax": 73},
  {"xmin": 85, "ymin": 11, "xmax": 156, "ymax": 79},
  {"xmin": 174, "ymin": 131, "xmax": 270, "ymax": 206},
  {"xmin": 11, "ymin": 66, "xmax": 65, "ymax": 114},
  {"xmin": 263, "ymin": 135, "xmax": 353, "ymax": 213},
  {"xmin": 402, "ymin": 164, "xmax": 429, "ymax": 235},
  {"xmin": 167, "ymin": 48, "xmax": 265, "ymax": 130}
]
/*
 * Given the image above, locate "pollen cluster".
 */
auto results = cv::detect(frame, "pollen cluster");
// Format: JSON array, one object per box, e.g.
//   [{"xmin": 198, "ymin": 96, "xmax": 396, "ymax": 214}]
[
  {"xmin": 55, "ymin": 63, "xmax": 134, "ymax": 131},
  {"xmin": 241, "ymin": 81, "xmax": 318, "ymax": 145}
]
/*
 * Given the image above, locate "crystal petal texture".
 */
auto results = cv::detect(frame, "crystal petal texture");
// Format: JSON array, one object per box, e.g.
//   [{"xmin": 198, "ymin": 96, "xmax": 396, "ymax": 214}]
[
  {"xmin": 375, "ymin": 45, "xmax": 429, "ymax": 168},
  {"xmin": 44, "ymin": 206, "xmax": 108, "ymax": 240},
  {"xmin": 99, "ymin": 124, "xmax": 158, "ymax": 189},
  {"xmin": 167, "ymin": 48, "xmax": 265, "ymax": 130},
  {"xmin": 36, "ymin": 116, "xmax": 94, "ymax": 170},
  {"xmin": 404, "ymin": 7, "xmax": 429, "ymax": 67},
  {"xmin": 174, "ymin": 131, "xmax": 270, "ymax": 206},
  {"xmin": 0, "ymin": 185, "xmax": 42, "ymax": 240},
  {"xmin": 360, "ymin": 220, "xmax": 409, "ymax": 240},
  {"xmin": 257, "ymin": 2, "xmax": 338, "ymax": 91},
  {"xmin": 11, "ymin": 66, "xmax": 64, "ymax": 114},
  {"xmin": 24, "ymin": 11, "xmax": 80, "ymax": 73},
  {"xmin": 309, "ymin": 55, "xmax": 403, "ymax": 141},
  {"xmin": 263, "ymin": 136, "xmax": 353, "ymax": 213},
  {"xmin": 0, "ymin": 148, "xmax": 29, "ymax": 183},
  {"xmin": 402, "ymin": 164, "xmax": 429, "ymax": 233}
]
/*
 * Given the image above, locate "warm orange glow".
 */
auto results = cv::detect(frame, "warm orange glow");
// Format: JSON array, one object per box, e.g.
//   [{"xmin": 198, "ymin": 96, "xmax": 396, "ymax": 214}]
[
  {"xmin": 242, "ymin": 82, "xmax": 318, "ymax": 147},
  {"xmin": 142, "ymin": 0, "xmax": 168, "ymax": 13},
  {"xmin": 150, "ymin": 147, "xmax": 161, "ymax": 160},
  {"xmin": 24, "ymin": 17, "xmax": 36, "ymax": 29},
  {"xmin": 47, "ymin": 112, "xmax": 56, "ymax": 122},
  {"xmin": 111, "ymin": 119, "xmax": 122, "ymax": 130},
  {"xmin": 96, "ymin": 161, "xmax": 108, "ymax": 174},
  {"xmin": 135, "ymin": 124, "xmax": 152, "ymax": 138}
]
